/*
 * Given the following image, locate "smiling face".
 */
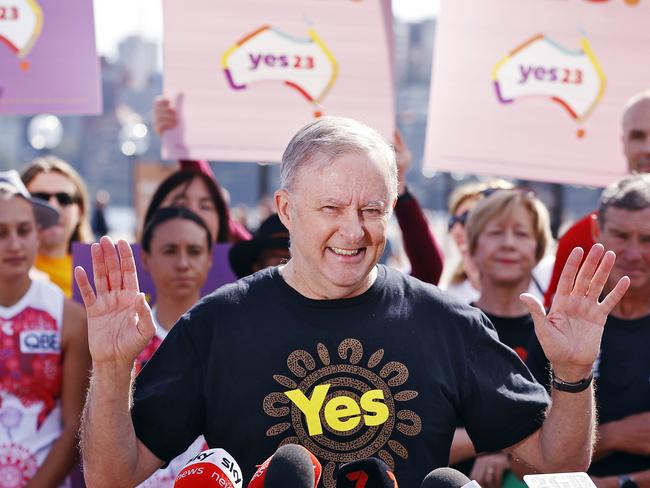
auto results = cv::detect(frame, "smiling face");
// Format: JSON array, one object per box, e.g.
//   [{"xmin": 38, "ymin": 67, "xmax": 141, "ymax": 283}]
[
  {"xmin": 472, "ymin": 203, "xmax": 538, "ymax": 289},
  {"xmin": 141, "ymin": 218, "xmax": 212, "ymax": 303},
  {"xmin": 0, "ymin": 194, "xmax": 39, "ymax": 285},
  {"xmin": 276, "ymin": 151, "xmax": 395, "ymax": 299}
]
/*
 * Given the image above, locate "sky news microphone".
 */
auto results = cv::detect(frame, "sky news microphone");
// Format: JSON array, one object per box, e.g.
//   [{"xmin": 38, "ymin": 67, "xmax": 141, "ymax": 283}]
[
  {"xmin": 421, "ymin": 467, "xmax": 481, "ymax": 488},
  {"xmin": 247, "ymin": 444, "xmax": 322, "ymax": 488},
  {"xmin": 173, "ymin": 448, "xmax": 243, "ymax": 488},
  {"xmin": 336, "ymin": 457, "xmax": 398, "ymax": 488}
]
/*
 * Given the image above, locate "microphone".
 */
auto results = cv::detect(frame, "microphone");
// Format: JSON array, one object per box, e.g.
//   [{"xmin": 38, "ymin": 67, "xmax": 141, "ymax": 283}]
[
  {"xmin": 248, "ymin": 444, "xmax": 322, "ymax": 488},
  {"xmin": 336, "ymin": 457, "xmax": 398, "ymax": 487},
  {"xmin": 421, "ymin": 467, "xmax": 480, "ymax": 488},
  {"xmin": 173, "ymin": 448, "xmax": 243, "ymax": 488}
]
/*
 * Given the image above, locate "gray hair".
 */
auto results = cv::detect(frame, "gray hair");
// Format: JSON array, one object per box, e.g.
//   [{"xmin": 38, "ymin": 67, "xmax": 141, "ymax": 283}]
[
  {"xmin": 598, "ymin": 173, "xmax": 650, "ymax": 227},
  {"xmin": 280, "ymin": 116, "xmax": 398, "ymax": 199}
]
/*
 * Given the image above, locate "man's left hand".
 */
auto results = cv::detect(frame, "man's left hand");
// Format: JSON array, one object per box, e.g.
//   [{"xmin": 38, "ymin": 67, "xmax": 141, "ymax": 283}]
[{"xmin": 520, "ymin": 244, "xmax": 630, "ymax": 381}]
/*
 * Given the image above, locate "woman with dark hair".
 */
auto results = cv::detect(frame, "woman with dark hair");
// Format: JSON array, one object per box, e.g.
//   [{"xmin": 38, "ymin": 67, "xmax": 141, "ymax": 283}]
[
  {"xmin": 135, "ymin": 206, "xmax": 213, "ymax": 487},
  {"xmin": 144, "ymin": 169, "xmax": 231, "ymax": 244}
]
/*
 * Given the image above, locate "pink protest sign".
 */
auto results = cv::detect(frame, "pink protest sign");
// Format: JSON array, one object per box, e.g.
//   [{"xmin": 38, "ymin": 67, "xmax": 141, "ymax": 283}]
[
  {"xmin": 162, "ymin": 0, "xmax": 395, "ymax": 163},
  {"xmin": 424, "ymin": 0, "xmax": 650, "ymax": 187},
  {"xmin": 0, "ymin": 0, "xmax": 101, "ymax": 115}
]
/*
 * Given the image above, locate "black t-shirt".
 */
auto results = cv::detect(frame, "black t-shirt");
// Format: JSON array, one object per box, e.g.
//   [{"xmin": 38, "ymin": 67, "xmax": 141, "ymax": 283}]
[
  {"xmin": 454, "ymin": 310, "xmax": 536, "ymax": 475},
  {"xmin": 527, "ymin": 314, "xmax": 650, "ymax": 477},
  {"xmin": 480, "ymin": 311, "xmax": 535, "ymax": 363},
  {"xmin": 132, "ymin": 265, "xmax": 549, "ymax": 488}
]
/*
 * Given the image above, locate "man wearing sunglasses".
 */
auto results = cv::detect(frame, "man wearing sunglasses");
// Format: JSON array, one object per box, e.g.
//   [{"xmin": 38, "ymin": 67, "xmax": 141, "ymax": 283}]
[{"xmin": 21, "ymin": 156, "xmax": 94, "ymax": 297}]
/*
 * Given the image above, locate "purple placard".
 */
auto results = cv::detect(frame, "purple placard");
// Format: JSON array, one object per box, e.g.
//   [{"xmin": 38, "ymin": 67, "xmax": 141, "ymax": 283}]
[
  {"xmin": 72, "ymin": 242, "xmax": 238, "ymax": 305},
  {"xmin": 0, "ymin": 0, "xmax": 102, "ymax": 115}
]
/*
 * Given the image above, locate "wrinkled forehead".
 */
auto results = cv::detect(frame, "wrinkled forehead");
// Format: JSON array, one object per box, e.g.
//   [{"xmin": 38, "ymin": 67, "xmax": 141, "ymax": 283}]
[
  {"xmin": 602, "ymin": 205, "xmax": 650, "ymax": 228},
  {"xmin": 296, "ymin": 148, "xmax": 393, "ymax": 183}
]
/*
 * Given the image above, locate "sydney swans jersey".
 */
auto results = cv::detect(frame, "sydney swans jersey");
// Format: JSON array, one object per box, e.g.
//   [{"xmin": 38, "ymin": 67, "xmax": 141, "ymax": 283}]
[
  {"xmin": 0, "ymin": 280, "xmax": 66, "ymax": 487},
  {"xmin": 132, "ymin": 266, "xmax": 549, "ymax": 488}
]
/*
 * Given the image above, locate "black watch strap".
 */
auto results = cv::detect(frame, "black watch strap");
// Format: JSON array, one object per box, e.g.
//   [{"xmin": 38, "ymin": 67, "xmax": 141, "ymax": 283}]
[{"xmin": 551, "ymin": 369, "xmax": 594, "ymax": 393}]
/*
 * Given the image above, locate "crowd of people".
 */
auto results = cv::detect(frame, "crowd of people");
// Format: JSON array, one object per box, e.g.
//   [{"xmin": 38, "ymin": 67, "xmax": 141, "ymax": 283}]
[{"xmin": 0, "ymin": 87, "xmax": 648, "ymax": 487}]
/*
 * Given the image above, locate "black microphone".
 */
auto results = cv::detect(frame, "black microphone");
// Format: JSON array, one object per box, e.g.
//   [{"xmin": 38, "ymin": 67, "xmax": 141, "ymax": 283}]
[
  {"xmin": 248, "ymin": 444, "xmax": 322, "ymax": 488},
  {"xmin": 336, "ymin": 457, "xmax": 398, "ymax": 487},
  {"xmin": 421, "ymin": 467, "xmax": 480, "ymax": 488}
]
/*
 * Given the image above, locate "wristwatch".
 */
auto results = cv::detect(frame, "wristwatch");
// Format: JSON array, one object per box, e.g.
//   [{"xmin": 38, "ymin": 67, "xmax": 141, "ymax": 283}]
[{"xmin": 618, "ymin": 474, "xmax": 638, "ymax": 488}]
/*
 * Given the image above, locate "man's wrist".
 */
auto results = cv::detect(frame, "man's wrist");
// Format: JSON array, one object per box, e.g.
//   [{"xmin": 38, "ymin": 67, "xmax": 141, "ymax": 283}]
[
  {"xmin": 551, "ymin": 367, "xmax": 593, "ymax": 393},
  {"xmin": 550, "ymin": 363, "xmax": 593, "ymax": 383},
  {"xmin": 92, "ymin": 360, "xmax": 135, "ymax": 385}
]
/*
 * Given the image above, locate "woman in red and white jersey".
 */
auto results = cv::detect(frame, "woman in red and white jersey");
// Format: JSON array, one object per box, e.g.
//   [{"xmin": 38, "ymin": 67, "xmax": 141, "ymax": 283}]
[{"xmin": 0, "ymin": 170, "xmax": 90, "ymax": 488}]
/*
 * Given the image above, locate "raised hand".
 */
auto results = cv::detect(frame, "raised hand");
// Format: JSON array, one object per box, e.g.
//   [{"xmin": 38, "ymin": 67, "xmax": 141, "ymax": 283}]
[
  {"xmin": 74, "ymin": 237, "xmax": 155, "ymax": 368},
  {"xmin": 153, "ymin": 96, "xmax": 178, "ymax": 135},
  {"xmin": 520, "ymin": 244, "xmax": 630, "ymax": 380}
]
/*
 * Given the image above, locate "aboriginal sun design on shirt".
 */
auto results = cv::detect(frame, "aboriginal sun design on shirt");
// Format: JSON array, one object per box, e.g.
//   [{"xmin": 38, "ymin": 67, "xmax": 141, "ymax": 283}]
[{"xmin": 263, "ymin": 338, "xmax": 422, "ymax": 488}]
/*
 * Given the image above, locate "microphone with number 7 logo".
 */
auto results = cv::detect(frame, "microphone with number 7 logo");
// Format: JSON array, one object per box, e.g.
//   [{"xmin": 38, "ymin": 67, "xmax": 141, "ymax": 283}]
[{"xmin": 336, "ymin": 457, "xmax": 398, "ymax": 487}]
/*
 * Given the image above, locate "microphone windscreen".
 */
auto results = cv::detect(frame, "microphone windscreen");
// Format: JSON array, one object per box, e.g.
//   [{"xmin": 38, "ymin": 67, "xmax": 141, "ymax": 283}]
[
  {"xmin": 336, "ymin": 457, "xmax": 398, "ymax": 488},
  {"xmin": 173, "ymin": 448, "xmax": 243, "ymax": 487},
  {"xmin": 264, "ymin": 444, "xmax": 320, "ymax": 488},
  {"xmin": 421, "ymin": 467, "xmax": 471, "ymax": 488}
]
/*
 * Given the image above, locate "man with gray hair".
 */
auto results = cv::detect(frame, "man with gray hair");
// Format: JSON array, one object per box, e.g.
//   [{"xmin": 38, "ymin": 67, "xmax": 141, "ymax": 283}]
[
  {"xmin": 76, "ymin": 117, "xmax": 629, "ymax": 487},
  {"xmin": 529, "ymin": 173, "xmax": 650, "ymax": 488}
]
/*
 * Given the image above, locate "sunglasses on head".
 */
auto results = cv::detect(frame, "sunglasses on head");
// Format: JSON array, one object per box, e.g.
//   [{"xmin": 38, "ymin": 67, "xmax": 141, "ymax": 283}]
[
  {"xmin": 448, "ymin": 210, "xmax": 469, "ymax": 231},
  {"xmin": 31, "ymin": 192, "xmax": 79, "ymax": 206}
]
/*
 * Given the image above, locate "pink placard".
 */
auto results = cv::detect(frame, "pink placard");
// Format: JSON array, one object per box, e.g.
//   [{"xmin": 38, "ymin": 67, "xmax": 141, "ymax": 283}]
[
  {"xmin": 0, "ymin": 0, "xmax": 101, "ymax": 115},
  {"xmin": 162, "ymin": 0, "xmax": 395, "ymax": 163},
  {"xmin": 424, "ymin": 0, "xmax": 650, "ymax": 187}
]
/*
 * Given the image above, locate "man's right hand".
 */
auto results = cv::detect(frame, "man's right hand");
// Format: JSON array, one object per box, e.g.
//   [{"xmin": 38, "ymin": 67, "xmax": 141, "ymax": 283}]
[
  {"xmin": 74, "ymin": 237, "xmax": 155, "ymax": 369},
  {"xmin": 598, "ymin": 412, "xmax": 650, "ymax": 457}
]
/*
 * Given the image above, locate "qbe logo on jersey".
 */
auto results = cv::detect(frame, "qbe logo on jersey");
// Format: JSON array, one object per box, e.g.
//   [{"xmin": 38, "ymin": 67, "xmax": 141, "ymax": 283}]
[
  {"xmin": 174, "ymin": 448, "xmax": 242, "ymax": 488},
  {"xmin": 19, "ymin": 331, "xmax": 60, "ymax": 354}
]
